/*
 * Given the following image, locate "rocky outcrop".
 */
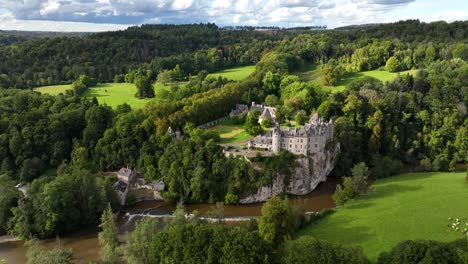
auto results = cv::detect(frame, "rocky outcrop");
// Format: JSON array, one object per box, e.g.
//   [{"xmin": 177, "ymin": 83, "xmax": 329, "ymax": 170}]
[{"xmin": 239, "ymin": 144, "xmax": 339, "ymax": 204}]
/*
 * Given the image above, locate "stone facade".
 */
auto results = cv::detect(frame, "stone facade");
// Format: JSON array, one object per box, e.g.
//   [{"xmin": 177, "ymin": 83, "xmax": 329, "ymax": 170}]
[
  {"xmin": 239, "ymin": 143, "xmax": 340, "ymax": 203},
  {"xmin": 248, "ymin": 113, "xmax": 334, "ymax": 155}
]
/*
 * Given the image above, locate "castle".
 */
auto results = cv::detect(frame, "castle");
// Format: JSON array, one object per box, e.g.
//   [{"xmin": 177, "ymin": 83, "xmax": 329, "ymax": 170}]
[{"xmin": 247, "ymin": 113, "xmax": 334, "ymax": 155}]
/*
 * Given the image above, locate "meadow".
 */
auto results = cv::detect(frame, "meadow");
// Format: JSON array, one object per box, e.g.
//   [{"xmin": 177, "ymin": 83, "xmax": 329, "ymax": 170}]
[
  {"xmin": 299, "ymin": 172, "xmax": 467, "ymax": 261},
  {"xmin": 295, "ymin": 64, "xmax": 417, "ymax": 93},
  {"xmin": 34, "ymin": 82, "xmax": 177, "ymax": 109},
  {"xmin": 208, "ymin": 119, "xmax": 253, "ymax": 144},
  {"xmin": 207, "ymin": 65, "xmax": 256, "ymax": 81}
]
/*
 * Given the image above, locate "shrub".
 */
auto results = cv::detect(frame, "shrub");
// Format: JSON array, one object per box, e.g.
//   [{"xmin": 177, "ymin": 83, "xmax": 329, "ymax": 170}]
[
  {"xmin": 280, "ymin": 236, "xmax": 369, "ymax": 264},
  {"xmin": 416, "ymin": 157, "xmax": 432, "ymax": 172},
  {"xmin": 371, "ymin": 155, "xmax": 401, "ymax": 178},
  {"xmin": 332, "ymin": 162, "xmax": 369, "ymax": 206}
]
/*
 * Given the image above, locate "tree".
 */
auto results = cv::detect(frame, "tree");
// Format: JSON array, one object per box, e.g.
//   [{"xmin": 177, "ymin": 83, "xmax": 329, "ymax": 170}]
[
  {"xmin": 333, "ymin": 163, "xmax": 369, "ymax": 206},
  {"xmin": 258, "ymin": 196, "xmax": 297, "ymax": 244},
  {"xmin": 98, "ymin": 204, "xmax": 119, "ymax": 263},
  {"xmin": 261, "ymin": 117, "xmax": 273, "ymax": 128},
  {"xmin": 26, "ymin": 240, "xmax": 73, "ymax": 264},
  {"xmin": 245, "ymin": 110, "xmax": 264, "ymax": 136},
  {"xmin": 280, "ymin": 236, "xmax": 369, "ymax": 264},
  {"xmin": 262, "ymin": 71, "xmax": 281, "ymax": 95},
  {"xmin": 294, "ymin": 110, "xmax": 308, "ymax": 126},
  {"xmin": 264, "ymin": 94, "xmax": 279, "ymax": 107},
  {"xmin": 157, "ymin": 70, "xmax": 173, "ymax": 85},
  {"xmin": 0, "ymin": 174, "xmax": 19, "ymax": 234},
  {"xmin": 385, "ymin": 56, "xmax": 400, "ymax": 72},
  {"xmin": 134, "ymin": 76, "xmax": 154, "ymax": 98},
  {"xmin": 377, "ymin": 239, "xmax": 467, "ymax": 264}
]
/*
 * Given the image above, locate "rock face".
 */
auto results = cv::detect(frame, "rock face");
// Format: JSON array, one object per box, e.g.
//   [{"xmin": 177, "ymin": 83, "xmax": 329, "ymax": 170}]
[{"xmin": 239, "ymin": 144, "xmax": 339, "ymax": 204}]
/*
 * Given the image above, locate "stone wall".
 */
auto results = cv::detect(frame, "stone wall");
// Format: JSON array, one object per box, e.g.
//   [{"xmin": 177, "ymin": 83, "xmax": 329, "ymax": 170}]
[{"xmin": 239, "ymin": 143, "xmax": 340, "ymax": 204}]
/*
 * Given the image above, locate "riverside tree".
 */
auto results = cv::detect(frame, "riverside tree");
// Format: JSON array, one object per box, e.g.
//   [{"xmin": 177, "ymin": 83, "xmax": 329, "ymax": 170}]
[{"xmin": 98, "ymin": 204, "xmax": 119, "ymax": 263}]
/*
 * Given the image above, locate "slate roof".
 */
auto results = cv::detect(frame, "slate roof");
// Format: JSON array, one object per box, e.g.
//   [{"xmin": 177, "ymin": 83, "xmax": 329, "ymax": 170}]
[{"xmin": 116, "ymin": 180, "xmax": 128, "ymax": 193}]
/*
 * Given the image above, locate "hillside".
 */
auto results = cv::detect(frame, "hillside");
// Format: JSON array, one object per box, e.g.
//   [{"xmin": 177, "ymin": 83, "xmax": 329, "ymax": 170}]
[{"xmin": 300, "ymin": 172, "xmax": 468, "ymax": 261}]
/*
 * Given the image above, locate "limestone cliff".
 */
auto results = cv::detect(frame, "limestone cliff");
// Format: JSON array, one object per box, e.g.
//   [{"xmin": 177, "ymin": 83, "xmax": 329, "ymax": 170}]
[{"xmin": 239, "ymin": 144, "xmax": 339, "ymax": 204}]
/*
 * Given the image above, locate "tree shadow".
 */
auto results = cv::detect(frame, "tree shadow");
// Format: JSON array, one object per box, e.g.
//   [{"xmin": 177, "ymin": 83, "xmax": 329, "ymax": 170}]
[
  {"xmin": 311, "ymin": 215, "xmax": 375, "ymax": 244},
  {"xmin": 370, "ymin": 183, "xmax": 422, "ymax": 199},
  {"xmin": 345, "ymin": 201, "xmax": 374, "ymax": 210},
  {"xmin": 374, "ymin": 172, "xmax": 435, "ymax": 184}
]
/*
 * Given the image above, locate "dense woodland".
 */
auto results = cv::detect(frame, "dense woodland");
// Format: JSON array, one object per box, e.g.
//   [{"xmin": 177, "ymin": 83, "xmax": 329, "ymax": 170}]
[{"xmin": 0, "ymin": 20, "xmax": 467, "ymax": 263}]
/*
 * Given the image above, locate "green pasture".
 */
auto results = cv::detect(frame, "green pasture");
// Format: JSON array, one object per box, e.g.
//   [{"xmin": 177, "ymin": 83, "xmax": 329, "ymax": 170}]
[
  {"xmin": 207, "ymin": 65, "xmax": 256, "ymax": 81},
  {"xmin": 34, "ymin": 84, "xmax": 73, "ymax": 95},
  {"xmin": 34, "ymin": 81, "xmax": 181, "ymax": 109},
  {"xmin": 299, "ymin": 172, "xmax": 467, "ymax": 262},
  {"xmin": 328, "ymin": 69, "xmax": 417, "ymax": 92},
  {"xmin": 294, "ymin": 64, "xmax": 417, "ymax": 93},
  {"xmin": 208, "ymin": 119, "xmax": 254, "ymax": 144}
]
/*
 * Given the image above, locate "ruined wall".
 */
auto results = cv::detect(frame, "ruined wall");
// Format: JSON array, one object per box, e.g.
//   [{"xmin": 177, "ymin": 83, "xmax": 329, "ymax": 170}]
[{"xmin": 239, "ymin": 144, "xmax": 340, "ymax": 204}]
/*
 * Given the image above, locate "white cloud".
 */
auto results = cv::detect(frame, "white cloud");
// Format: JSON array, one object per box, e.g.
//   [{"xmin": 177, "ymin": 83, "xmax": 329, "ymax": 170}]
[{"xmin": 0, "ymin": 0, "xmax": 465, "ymax": 31}]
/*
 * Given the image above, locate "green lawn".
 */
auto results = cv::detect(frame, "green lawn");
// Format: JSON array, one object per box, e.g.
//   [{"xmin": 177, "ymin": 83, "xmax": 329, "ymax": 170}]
[
  {"xmin": 34, "ymin": 82, "xmax": 181, "ymax": 109},
  {"xmin": 299, "ymin": 172, "xmax": 467, "ymax": 262},
  {"xmin": 207, "ymin": 65, "xmax": 256, "ymax": 81},
  {"xmin": 208, "ymin": 119, "xmax": 254, "ymax": 144}
]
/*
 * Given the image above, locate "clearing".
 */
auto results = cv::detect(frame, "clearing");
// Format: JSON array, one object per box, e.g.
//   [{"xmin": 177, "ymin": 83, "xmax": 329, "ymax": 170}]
[
  {"xmin": 207, "ymin": 65, "xmax": 256, "ymax": 81},
  {"xmin": 294, "ymin": 64, "xmax": 417, "ymax": 93},
  {"xmin": 299, "ymin": 172, "xmax": 467, "ymax": 262},
  {"xmin": 208, "ymin": 119, "xmax": 254, "ymax": 144},
  {"xmin": 34, "ymin": 82, "xmax": 180, "ymax": 109}
]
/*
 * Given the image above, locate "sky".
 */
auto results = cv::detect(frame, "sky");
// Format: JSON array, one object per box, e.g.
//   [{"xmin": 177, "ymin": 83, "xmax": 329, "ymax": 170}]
[{"xmin": 0, "ymin": 0, "xmax": 467, "ymax": 32}]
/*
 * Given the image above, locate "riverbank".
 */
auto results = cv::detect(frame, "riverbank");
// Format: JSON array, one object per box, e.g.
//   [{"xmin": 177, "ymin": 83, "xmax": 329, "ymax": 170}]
[{"xmin": 0, "ymin": 178, "xmax": 339, "ymax": 264}]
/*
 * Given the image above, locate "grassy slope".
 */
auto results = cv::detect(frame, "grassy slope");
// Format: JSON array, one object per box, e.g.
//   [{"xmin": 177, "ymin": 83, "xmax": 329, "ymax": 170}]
[
  {"xmin": 34, "ymin": 82, "xmax": 180, "ymax": 109},
  {"xmin": 208, "ymin": 119, "xmax": 254, "ymax": 144},
  {"xmin": 299, "ymin": 172, "xmax": 467, "ymax": 262},
  {"xmin": 294, "ymin": 64, "xmax": 417, "ymax": 93},
  {"xmin": 207, "ymin": 65, "xmax": 256, "ymax": 81}
]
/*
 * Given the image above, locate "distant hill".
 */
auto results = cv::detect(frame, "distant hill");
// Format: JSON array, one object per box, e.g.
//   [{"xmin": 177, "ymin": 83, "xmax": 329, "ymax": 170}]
[{"xmin": 0, "ymin": 30, "xmax": 91, "ymax": 45}]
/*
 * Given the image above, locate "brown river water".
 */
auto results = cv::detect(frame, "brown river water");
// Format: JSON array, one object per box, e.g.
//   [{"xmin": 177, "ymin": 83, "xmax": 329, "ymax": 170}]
[{"xmin": 0, "ymin": 178, "xmax": 338, "ymax": 264}]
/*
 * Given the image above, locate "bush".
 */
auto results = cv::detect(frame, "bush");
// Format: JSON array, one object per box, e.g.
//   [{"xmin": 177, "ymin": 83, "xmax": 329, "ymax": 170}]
[
  {"xmin": 280, "ymin": 236, "xmax": 369, "ymax": 264},
  {"xmin": 377, "ymin": 239, "xmax": 468, "ymax": 264},
  {"xmin": 371, "ymin": 155, "xmax": 401, "ymax": 178},
  {"xmin": 416, "ymin": 157, "xmax": 432, "ymax": 172},
  {"xmin": 332, "ymin": 162, "xmax": 369, "ymax": 206}
]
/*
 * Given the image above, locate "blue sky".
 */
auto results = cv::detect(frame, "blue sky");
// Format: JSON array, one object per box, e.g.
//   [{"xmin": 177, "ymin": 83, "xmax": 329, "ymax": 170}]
[{"xmin": 0, "ymin": 0, "xmax": 466, "ymax": 32}]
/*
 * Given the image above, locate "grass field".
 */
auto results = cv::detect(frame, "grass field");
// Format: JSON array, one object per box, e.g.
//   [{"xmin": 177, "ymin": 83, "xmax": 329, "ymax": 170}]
[
  {"xmin": 34, "ymin": 81, "xmax": 180, "ymax": 109},
  {"xmin": 34, "ymin": 84, "xmax": 73, "ymax": 95},
  {"xmin": 208, "ymin": 119, "xmax": 254, "ymax": 144},
  {"xmin": 299, "ymin": 172, "xmax": 467, "ymax": 262},
  {"xmin": 294, "ymin": 64, "xmax": 417, "ymax": 93},
  {"xmin": 329, "ymin": 69, "xmax": 417, "ymax": 92},
  {"xmin": 207, "ymin": 65, "xmax": 256, "ymax": 81}
]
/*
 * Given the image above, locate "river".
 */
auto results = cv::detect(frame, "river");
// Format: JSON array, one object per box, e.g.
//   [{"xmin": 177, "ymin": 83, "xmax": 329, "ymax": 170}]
[{"xmin": 0, "ymin": 178, "xmax": 338, "ymax": 263}]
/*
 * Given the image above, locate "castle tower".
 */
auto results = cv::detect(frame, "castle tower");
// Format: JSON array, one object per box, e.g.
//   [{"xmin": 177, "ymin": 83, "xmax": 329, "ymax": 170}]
[{"xmin": 271, "ymin": 123, "xmax": 281, "ymax": 154}]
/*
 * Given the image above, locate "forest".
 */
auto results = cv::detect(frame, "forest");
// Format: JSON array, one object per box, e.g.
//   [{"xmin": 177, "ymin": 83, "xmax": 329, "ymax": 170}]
[{"xmin": 0, "ymin": 20, "xmax": 467, "ymax": 263}]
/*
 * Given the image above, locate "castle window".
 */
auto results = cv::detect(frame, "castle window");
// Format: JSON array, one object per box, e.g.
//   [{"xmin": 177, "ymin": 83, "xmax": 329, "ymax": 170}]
[
  {"xmin": 315, "ymin": 144, "xmax": 318, "ymax": 148},
  {"xmin": 289, "ymin": 144, "xmax": 292, "ymax": 148},
  {"xmin": 301, "ymin": 139, "xmax": 303, "ymax": 143}
]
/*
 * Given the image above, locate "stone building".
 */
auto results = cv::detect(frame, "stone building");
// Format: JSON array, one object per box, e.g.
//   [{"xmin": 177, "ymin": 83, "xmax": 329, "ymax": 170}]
[
  {"xmin": 115, "ymin": 167, "xmax": 136, "ymax": 206},
  {"xmin": 230, "ymin": 102, "xmax": 277, "ymax": 124},
  {"xmin": 248, "ymin": 113, "xmax": 333, "ymax": 155}
]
